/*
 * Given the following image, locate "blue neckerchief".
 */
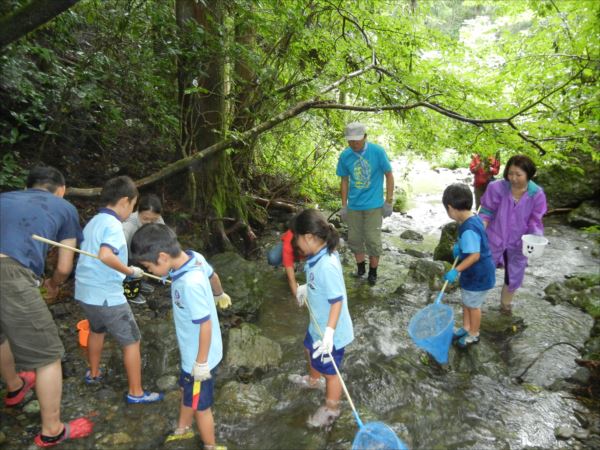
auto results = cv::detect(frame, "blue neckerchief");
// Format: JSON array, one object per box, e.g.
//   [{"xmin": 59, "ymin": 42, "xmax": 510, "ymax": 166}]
[
  {"xmin": 527, "ymin": 180, "xmax": 540, "ymax": 197},
  {"xmin": 99, "ymin": 207, "xmax": 122, "ymax": 222},
  {"xmin": 169, "ymin": 250, "xmax": 195, "ymax": 281},
  {"xmin": 306, "ymin": 245, "xmax": 328, "ymax": 268}
]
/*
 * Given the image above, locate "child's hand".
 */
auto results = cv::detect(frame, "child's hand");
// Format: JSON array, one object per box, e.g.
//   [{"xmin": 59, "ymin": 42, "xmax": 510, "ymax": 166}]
[
  {"xmin": 192, "ymin": 362, "xmax": 211, "ymax": 381},
  {"xmin": 444, "ymin": 268, "xmax": 459, "ymax": 283},
  {"xmin": 128, "ymin": 266, "xmax": 145, "ymax": 279},
  {"xmin": 296, "ymin": 284, "xmax": 308, "ymax": 307},
  {"xmin": 42, "ymin": 278, "xmax": 59, "ymax": 301},
  {"xmin": 214, "ymin": 292, "xmax": 232, "ymax": 310},
  {"xmin": 312, "ymin": 327, "xmax": 334, "ymax": 359}
]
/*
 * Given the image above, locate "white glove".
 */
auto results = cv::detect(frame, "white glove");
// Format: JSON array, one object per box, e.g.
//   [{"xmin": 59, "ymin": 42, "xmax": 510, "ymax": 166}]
[
  {"xmin": 128, "ymin": 265, "xmax": 144, "ymax": 279},
  {"xmin": 312, "ymin": 327, "xmax": 335, "ymax": 360},
  {"xmin": 383, "ymin": 201, "xmax": 393, "ymax": 218},
  {"xmin": 214, "ymin": 292, "xmax": 232, "ymax": 310},
  {"xmin": 192, "ymin": 361, "xmax": 211, "ymax": 381},
  {"xmin": 340, "ymin": 206, "xmax": 348, "ymax": 222},
  {"xmin": 296, "ymin": 284, "xmax": 308, "ymax": 307}
]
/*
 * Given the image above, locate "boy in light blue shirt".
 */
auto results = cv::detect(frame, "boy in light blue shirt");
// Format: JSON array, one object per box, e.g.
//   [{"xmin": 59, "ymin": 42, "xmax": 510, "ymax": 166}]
[
  {"xmin": 130, "ymin": 223, "xmax": 225, "ymax": 450},
  {"xmin": 75, "ymin": 176, "xmax": 163, "ymax": 404}
]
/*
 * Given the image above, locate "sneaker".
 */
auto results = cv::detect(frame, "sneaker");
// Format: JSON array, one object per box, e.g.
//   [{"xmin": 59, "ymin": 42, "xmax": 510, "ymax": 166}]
[
  {"xmin": 452, "ymin": 327, "xmax": 469, "ymax": 342},
  {"xmin": 84, "ymin": 368, "xmax": 104, "ymax": 385},
  {"xmin": 140, "ymin": 281, "xmax": 155, "ymax": 294},
  {"xmin": 457, "ymin": 334, "xmax": 480, "ymax": 349},
  {"xmin": 307, "ymin": 405, "xmax": 340, "ymax": 428},
  {"xmin": 128, "ymin": 294, "xmax": 147, "ymax": 305},
  {"xmin": 4, "ymin": 371, "xmax": 36, "ymax": 406},
  {"xmin": 288, "ymin": 374, "xmax": 326, "ymax": 390},
  {"xmin": 126, "ymin": 390, "xmax": 164, "ymax": 404},
  {"xmin": 164, "ymin": 426, "xmax": 194, "ymax": 443}
]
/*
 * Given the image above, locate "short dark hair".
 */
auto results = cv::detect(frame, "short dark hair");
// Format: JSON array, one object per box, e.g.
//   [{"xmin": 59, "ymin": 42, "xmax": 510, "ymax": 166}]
[
  {"xmin": 130, "ymin": 223, "xmax": 181, "ymax": 263},
  {"xmin": 291, "ymin": 209, "xmax": 339, "ymax": 254},
  {"xmin": 26, "ymin": 166, "xmax": 65, "ymax": 193},
  {"xmin": 137, "ymin": 194, "xmax": 162, "ymax": 214},
  {"xmin": 442, "ymin": 183, "xmax": 473, "ymax": 211},
  {"xmin": 503, "ymin": 155, "xmax": 536, "ymax": 181},
  {"xmin": 99, "ymin": 176, "xmax": 138, "ymax": 206}
]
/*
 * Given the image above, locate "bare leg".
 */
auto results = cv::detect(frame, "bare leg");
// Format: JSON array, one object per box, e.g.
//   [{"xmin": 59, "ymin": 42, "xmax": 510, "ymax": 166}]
[
  {"xmin": 369, "ymin": 255, "xmax": 380, "ymax": 268},
  {"xmin": 354, "ymin": 253, "xmax": 366, "ymax": 264},
  {"xmin": 468, "ymin": 307, "xmax": 481, "ymax": 336},
  {"xmin": 195, "ymin": 408, "xmax": 215, "ymax": 446},
  {"xmin": 305, "ymin": 349, "xmax": 322, "ymax": 385},
  {"xmin": 87, "ymin": 331, "xmax": 105, "ymax": 378},
  {"xmin": 177, "ymin": 399, "xmax": 194, "ymax": 430},
  {"xmin": 123, "ymin": 341, "xmax": 143, "ymax": 396},
  {"xmin": 462, "ymin": 306, "xmax": 471, "ymax": 332},
  {"xmin": 324, "ymin": 373, "xmax": 342, "ymax": 410},
  {"xmin": 36, "ymin": 360, "xmax": 64, "ymax": 437},
  {"xmin": 0, "ymin": 340, "xmax": 23, "ymax": 391},
  {"xmin": 500, "ymin": 285, "xmax": 515, "ymax": 311}
]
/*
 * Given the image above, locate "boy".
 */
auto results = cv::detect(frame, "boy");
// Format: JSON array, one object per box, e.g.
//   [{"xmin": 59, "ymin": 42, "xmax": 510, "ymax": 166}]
[
  {"xmin": 75, "ymin": 176, "xmax": 163, "ymax": 403},
  {"xmin": 442, "ymin": 183, "xmax": 496, "ymax": 348},
  {"xmin": 130, "ymin": 223, "xmax": 225, "ymax": 450}
]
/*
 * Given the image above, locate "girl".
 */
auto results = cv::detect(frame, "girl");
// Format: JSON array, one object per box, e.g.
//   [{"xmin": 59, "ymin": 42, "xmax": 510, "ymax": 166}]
[
  {"xmin": 289, "ymin": 209, "xmax": 354, "ymax": 427},
  {"xmin": 480, "ymin": 155, "xmax": 547, "ymax": 312}
]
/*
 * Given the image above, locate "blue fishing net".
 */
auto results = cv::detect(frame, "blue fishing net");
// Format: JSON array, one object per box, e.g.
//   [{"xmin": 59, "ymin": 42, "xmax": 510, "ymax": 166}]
[
  {"xmin": 352, "ymin": 422, "xmax": 408, "ymax": 450},
  {"xmin": 408, "ymin": 302, "xmax": 454, "ymax": 364}
]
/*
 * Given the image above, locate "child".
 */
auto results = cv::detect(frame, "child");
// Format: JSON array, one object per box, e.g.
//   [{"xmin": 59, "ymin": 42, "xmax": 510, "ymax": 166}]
[
  {"xmin": 288, "ymin": 209, "xmax": 354, "ymax": 427},
  {"xmin": 122, "ymin": 194, "xmax": 166, "ymax": 304},
  {"xmin": 130, "ymin": 223, "xmax": 226, "ymax": 449},
  {"xmin": 74, "ymin": 176, "xmax": 163, "ymax": 404},
  {"xmin": 442, "ymin": 183, "xmax": 496, "ymax": 348}
]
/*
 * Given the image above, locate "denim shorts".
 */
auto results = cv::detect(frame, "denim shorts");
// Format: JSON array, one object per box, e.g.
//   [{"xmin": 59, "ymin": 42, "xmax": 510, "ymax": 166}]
[
  {"xmin": 461, "ymin": 288, "xmax": 489, "ymax": 309},
  {"xmin": 79, "ymin": 302, "xmax": 141, "ymax": 346},
  {"xmin": 303, "ymin": 331, "xmax": 345, "ymax": 376},
  {"xmin": 179, "ymin": 369, "xmax": 215, "ymax": 411}
]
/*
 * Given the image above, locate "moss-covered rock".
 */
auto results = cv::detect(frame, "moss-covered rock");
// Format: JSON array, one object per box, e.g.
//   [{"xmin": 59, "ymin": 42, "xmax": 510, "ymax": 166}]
[
  {"xmin": 225, "ymin": 323, "xmax": 282, "ymax": 370},
  {"xmin": 433, "ymin": 221, "xmax": 458, "ymax": 263}
]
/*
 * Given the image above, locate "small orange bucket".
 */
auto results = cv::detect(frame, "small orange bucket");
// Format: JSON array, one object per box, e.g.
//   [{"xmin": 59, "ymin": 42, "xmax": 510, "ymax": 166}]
[{"xmin": 76, "ymin": 320, "xmax": 90, "ymax": 347}]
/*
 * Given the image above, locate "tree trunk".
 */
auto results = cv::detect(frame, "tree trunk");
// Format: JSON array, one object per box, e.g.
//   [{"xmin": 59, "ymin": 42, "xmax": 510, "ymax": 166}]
[{"xmin": 0, "ymin": 0, "xmax": 80, "ymax": 49}]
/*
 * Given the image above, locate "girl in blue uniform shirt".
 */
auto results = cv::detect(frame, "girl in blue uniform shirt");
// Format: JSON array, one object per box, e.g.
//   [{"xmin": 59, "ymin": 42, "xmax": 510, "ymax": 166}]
[{"xmin": 289, "ymin": 209, "xmax": 354, "ymax": 428}]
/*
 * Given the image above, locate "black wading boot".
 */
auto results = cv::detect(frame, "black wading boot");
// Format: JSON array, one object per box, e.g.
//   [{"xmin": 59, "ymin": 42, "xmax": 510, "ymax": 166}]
[
  {"xmin": 368, "ymin": 266, "xmax": 378, "ymax": 286},
  {"xmin": 354, "ymin": 261, "xmax": 366, "ymax": 278}
]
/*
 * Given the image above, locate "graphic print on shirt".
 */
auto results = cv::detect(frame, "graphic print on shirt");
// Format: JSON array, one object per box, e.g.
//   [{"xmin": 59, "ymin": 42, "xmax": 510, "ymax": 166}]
[
  {"xmin": 174, "ymin": 289, "xmax": 184, "ymax": 309},
  {"xmin": 308, "ymin": 271, "xmax": 316, "ymax": 291},
  {"xmin": 353, "ymin": 156, "xmax": 371, "ymax": 190}
]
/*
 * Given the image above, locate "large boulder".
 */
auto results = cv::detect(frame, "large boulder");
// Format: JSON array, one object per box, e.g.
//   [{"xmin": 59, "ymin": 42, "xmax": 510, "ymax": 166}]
[
  {"xmin": 216, "ymin": 381, "xmax": 277, "ymax": 418},
  {"xmin": 433, "ymin": 221, "xmax": 458, "ymax": 263},
  {"xmin": 567, "ymin": 201, "xmax": 600, "ymax": 228},
  {"xmin": 225, "ymin": 323, "xmax": 282, "ymax": 371},
  {"xmin": 209, "ymin": 251, "xmax": 267, "ymax": 319},
  {"xmin": 407, "ymin": 259, "xmax": 446, "ymax": 290},
  {"xmin": 535, "ymin": 151, "xmax": 600, "ymax": 209}
]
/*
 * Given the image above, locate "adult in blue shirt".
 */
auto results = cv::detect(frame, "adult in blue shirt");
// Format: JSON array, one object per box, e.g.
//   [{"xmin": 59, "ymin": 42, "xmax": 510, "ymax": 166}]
[
  {"xmin": 0, "ymin": 166, "xmax": 94, "ymax": 446},
  {"xmin": 336, "ymin": 122, "xmax": 394, "ymax": 285}
]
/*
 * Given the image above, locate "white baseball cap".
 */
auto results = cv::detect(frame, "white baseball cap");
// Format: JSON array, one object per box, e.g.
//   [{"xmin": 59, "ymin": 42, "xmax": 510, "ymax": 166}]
[{"xmin": 344, "ymin": 122, "xmax": 366, "ymax": 141}]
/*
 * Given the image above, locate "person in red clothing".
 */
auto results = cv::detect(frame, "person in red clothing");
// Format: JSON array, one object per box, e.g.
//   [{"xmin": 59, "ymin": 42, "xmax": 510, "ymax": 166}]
[
  {"xmin": 470, "ymin": 153, "xmax": 500, "ymax": 208},
  {"xmin": 267, "ymin": 227, "xmax": 305, "ymax": 300}
]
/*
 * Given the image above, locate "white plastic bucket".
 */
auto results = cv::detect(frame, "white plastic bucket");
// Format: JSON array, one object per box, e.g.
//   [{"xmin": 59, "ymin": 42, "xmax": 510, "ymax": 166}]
[{"xmin": 522, "ymin": 234, "xmax": 548, "ymax": 259}]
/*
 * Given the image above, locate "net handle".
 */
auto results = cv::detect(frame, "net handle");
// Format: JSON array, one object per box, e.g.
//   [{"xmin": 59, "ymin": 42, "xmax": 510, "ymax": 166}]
[
  {"xmin": 437, "ymin": 205, "xmax": 482, "ymax": 304},
  {"xmin": 305, "ymin": 301, "xmax": 364, "ymax": 429},
  {"xmin": 31, "ymin": 234, "xmax": 170, "ymax": 284}
]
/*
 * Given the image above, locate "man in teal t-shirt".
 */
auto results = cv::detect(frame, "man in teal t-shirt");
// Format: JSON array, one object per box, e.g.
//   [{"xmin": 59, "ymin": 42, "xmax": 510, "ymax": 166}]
[{"xmin": 336, "ymin": 122, "xmax": 394, "ymax": 285}]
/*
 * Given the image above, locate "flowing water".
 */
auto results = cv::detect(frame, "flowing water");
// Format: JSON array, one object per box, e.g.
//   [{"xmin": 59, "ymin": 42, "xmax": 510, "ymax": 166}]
[{"xmin": 0, "ymin": 160, "xmax": 598, "ymax": 449}]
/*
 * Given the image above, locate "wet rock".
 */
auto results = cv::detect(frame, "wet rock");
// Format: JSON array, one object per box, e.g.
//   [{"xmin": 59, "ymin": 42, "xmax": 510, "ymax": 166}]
[
  {"xmin": 23, "ymin": 400, "xmax": 40, "ymax": 414},
  {"xmin": 574, "ymin": 429, "xmax": 590, "ymax": 440},
  {"xmin": 407, "ymin": 259, "xmax": 445, "ymax": 290},
  {"xmin": 404, "ymin": 248, "xmax": 428, "ymax": 258},
  {"xmin": 216, "ymin": 381, "xmax": 277, "ymax": 417},
  {"xmin": 554, "ymin": 425, "xmax": 574, "ymax": 439},
  {"xmin": 433, "ymin": 221, "xmax": 458, "ymax": 263},
  {"xmin": 400, "ymin": 229, "xmax": 424, "ymax": 241},
  {"xmin": 209, "ymin": 252, "xmax": 268, "ymax": 319},
  {"xmin": 225, "ymin": 323, "xmax": 282, "ymax": 371},
  {"xmin": 156, "ymin": 375, "xmax": 179, "ymax": 392},
  {"xmin": 98, "ymin": 431, "xmax": 133, "ymax": 446},
  {"xmin": 568, "ymin": 201, "xmax": 600, "ymax": 228}
]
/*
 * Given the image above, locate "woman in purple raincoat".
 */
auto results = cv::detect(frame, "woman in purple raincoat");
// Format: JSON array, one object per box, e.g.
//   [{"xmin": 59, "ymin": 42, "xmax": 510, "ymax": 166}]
[{"xmin": 479, "ymin": 155, "xmax": 547, "ymax": 312}]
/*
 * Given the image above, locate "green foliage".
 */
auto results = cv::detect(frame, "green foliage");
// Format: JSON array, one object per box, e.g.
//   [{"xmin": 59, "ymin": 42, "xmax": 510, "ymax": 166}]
[{"xmin": 0, "ymin": 151, "xmax": 27, "ymax": 190}]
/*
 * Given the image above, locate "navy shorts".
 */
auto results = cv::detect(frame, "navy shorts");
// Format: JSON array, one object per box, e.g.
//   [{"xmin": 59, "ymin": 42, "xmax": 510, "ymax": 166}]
[
  {"xmin": 179, "ymin": 369, "xmax": 215, "ymax": 411},
  {"xmin": 303, "ymin": 331, "xmax": 345, "ymax": 376}
]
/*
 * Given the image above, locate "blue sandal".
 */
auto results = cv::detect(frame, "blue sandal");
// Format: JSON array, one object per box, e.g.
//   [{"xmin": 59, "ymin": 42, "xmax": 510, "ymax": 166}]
[
  {"xmin": 125, "ymin": 391, "xmax": 164, "ymax": 404},
  {"xmin": 452, "ymin": 327, "xmax": 468, "ymax": 342},
  {"xmin": 84, "ymin": 368, "xmax": 104, "ymax": 385}
]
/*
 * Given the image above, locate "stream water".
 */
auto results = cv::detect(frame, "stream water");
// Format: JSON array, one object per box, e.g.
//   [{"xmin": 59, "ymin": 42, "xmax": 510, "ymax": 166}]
[{"xmin": 0, "ymin": 160, "xmax": 598, "ymax": 449}]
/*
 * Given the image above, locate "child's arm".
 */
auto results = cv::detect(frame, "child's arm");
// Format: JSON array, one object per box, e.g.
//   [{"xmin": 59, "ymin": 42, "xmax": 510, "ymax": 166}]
[
  {"xmin": 192, "ymin": 320, "xmax": 212, "ymax": 381},
  {"xmin": 98, "ymin": 246, "xmax": 138, "ymax": 277},
  {"xmin": 313, "ymin": 300, "xmax": 342, "ymax": 359},
  {"xmin": 456, "ymin": 252, "xmax": 480, "ymax": 273},
  {"xmin": 209, "ymin": 271, "xmax": 232, "ymax": 309}
]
